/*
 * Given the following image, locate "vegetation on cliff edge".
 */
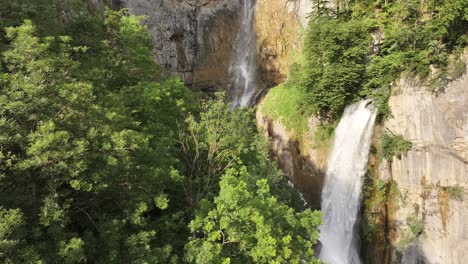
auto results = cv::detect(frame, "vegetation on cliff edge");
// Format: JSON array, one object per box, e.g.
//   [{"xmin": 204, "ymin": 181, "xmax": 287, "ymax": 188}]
[{"xmin": 263, "ymin": 0, "xmax": 467, "ymax": 130}]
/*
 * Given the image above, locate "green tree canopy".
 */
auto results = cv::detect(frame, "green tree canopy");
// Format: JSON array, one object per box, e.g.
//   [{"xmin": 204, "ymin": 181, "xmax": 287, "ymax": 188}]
[
  {"xmin": 0, "ymin": 5, "xmax": 323, "ymax": 264},
  {"xmin": 185, "ymin": 167, "xmax": 322, "ymax": 264}
]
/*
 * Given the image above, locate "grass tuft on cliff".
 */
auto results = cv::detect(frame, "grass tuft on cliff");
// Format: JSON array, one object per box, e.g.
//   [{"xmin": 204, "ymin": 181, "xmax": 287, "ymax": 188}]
[{"xmin": 261, "ymin": 84, "xmax": 309, "ymax": 137}]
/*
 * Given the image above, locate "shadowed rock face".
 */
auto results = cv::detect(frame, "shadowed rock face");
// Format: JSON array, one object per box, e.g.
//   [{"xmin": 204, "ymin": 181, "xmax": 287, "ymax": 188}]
[
  {"xmin": 85, "ymin": 0, "xmax": 124, "ymax": 11},
  {"xmin": 193, "ymin": 4, "xmax": 242, "ymax": 93},
  {"xmin": 256, "ymin": 102, "xmax": 330, "ymax": 209},
  {"xmin": 117, "ymin": 0, "xmax": 242, "ymax": 92}
]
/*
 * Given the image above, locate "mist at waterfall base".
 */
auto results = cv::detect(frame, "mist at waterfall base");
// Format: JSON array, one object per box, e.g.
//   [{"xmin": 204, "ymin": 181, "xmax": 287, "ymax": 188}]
[
  {"xmin": 319, "ymin": 100, "xmax": 377, "ymax": 264},
  {"xmin": 229, "ymin": 0, "xmax": 257, "ymax": 109}
]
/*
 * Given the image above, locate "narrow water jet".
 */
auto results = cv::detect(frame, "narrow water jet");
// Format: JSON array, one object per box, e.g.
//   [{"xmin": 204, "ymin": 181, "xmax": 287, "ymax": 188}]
[
  {"xmin": 229, "ymin": 0, "xmax": 257, "ymax": 109},
  {"xmin": 319, "ymin": 100, "xmax": 377, "ymax": 264}
]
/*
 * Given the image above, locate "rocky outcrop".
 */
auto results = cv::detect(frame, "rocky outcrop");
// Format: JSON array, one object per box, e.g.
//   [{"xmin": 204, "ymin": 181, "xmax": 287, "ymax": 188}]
[
  {"xmin": 255, "ymin": 0, "xmax": 312, "ymax": 88},
  {"xmin": 254, "ymin": 1, "xmax": 466, "ymax": 261},
  {"xmin": 377, "ymin": 54, "xmax": 468, "ymax": 263},
  {"xmin": 121, "ymin": 0, "xmax": 241, "ymax": 92},
  {"xmin": 256, "ymin": 102, "xmax": 329, "ymax": 209}
]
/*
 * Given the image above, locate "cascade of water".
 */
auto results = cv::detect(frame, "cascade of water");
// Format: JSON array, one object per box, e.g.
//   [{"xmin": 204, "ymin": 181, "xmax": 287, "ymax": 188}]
[
  {"xmin": 229, "ymin": 0, "xmax": 257, "ymax": 109},
  {"xmin": 319, "ymin": 100, "xmax": 377, "ymax": 264}
]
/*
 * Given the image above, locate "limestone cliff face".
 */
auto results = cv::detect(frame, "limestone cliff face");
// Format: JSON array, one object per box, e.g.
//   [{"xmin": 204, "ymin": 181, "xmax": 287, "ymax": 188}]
[
  {"xmin": 378, "ymin": 55, "xmax": 468, "ymax": 264},
  {"xmin": 255, "ymin": 0, "xmax": 312, "ymax": 88},
  {"xmin": 256, "ymin": 103, "xmax": 329, "ymax": 209},
  {"xmin": 104, "ymin": 0, "xmax": 311, "ymax": 94},
  {"xmin": 120, "ymin": 0, "xmax": 241, "ymax": 92}
]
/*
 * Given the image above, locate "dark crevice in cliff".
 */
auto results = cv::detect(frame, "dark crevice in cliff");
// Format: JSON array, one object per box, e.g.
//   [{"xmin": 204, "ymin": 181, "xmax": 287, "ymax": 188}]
[
  {"xmin": 360, "ymin": 126, "xmax": 396, "ymax": 264},
  {"xmin": 383, "ymin": 161, "xmax": 394, "ymax": 264}
]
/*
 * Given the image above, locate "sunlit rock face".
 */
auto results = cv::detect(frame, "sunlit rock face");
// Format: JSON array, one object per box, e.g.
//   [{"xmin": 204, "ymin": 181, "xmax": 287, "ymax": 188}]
[
  {"xmin": 379, "ymin": 53, "xmax": 468, "ymax": 264},
  {"xmin": 255, "ymin": 0, "xmax": 312, "ymax": 89},
  {"xmin": 254, "ymin": 0, "xmax": 327, "ymax": 209}
]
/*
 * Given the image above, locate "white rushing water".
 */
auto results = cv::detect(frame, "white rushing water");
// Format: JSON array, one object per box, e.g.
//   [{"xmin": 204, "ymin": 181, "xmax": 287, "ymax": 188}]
[
  {"xmin": 319, "ymin": 100, "xmax": 377, "ymax": 264},
  {"xmin": 229, "ymin": 0, "xmax": 257, "ymax": 109}
]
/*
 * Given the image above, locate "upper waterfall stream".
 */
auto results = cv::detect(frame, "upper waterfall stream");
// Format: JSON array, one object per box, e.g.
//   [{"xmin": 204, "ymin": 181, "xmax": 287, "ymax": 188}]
[
  {"xmin": 319, "ymin": 100, "xmax": 377, "ymax": 264},
  {"xmin": 229, "ymin": 0, "xmax": 257, "ymax": 108}
]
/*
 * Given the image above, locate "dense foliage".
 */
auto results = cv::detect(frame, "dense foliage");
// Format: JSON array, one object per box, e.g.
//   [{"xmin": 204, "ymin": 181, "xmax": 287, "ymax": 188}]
[
  {"xmin": 186, "ymin": 167, "xmax": 321, "ymax": 264},
  {"xmin": 286, "ymin": 0, "xmax": 467, "ymax": 120},
  {"xmin": 292, "ymin": 17, "xmax": 373, "ymax": 118},
  {"xmin": 0, "ymin": 3, "xmax": 321, "ymax": 263}
]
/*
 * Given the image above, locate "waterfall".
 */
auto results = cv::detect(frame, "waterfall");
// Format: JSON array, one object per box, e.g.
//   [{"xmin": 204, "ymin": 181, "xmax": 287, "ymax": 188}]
[
  {"xmin": 319, "ymin": 100, "xmax": 377, "ymax": 264},
  {"xmin": 229, "ymin": 0, "xmax": 257, "ymax": 109}
]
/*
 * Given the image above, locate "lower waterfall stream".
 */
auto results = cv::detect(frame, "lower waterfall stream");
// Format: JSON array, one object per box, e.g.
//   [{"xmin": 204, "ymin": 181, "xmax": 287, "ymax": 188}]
[{"xmin": 319, "ymin": 100, "xmax": 377, "ymax": 264}]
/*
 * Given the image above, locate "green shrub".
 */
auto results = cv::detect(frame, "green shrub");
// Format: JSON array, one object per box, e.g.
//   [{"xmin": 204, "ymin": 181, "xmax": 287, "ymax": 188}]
[
  {"xmin": 444, "ymin": 185, "xmax": 464, "ymax": 201},
  {"xmin": 406, "ymin": 214, "xmax": 423, "ymax": 236},
  {"xmin": 297, "ymin": 17, "xmax": 374, "ymax": 119},
  {"xmin": 448, "ymin": 58, "xmax": 466, "ymax": 80},
  {"xmin": 382, "ymin": 133, "xmax": 412, "ymax": 160},
  {"xmin": 362, "ymin": 221, "xmax": 382, "ymax": 242}
]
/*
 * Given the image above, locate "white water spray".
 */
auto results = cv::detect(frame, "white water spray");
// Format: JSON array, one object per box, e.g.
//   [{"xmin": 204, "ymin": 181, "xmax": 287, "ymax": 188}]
[
  {"xmin": 229, "ymin": 0, "xmax": 257, "ymax": 109},
  {"xmin": 319, "ymin": 100, "xmax": 377, "ymax": 264}
]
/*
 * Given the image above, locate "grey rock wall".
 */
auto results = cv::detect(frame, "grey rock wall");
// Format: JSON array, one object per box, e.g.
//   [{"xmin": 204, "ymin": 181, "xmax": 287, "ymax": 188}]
[
  {"xmin": 380, "ymin": 53, "xmax": 468, "ymax": 264},
  {"xmin": 121, "ymin": 0, "xmax": 241, "ymax": 91}
]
